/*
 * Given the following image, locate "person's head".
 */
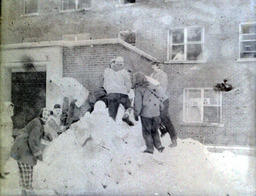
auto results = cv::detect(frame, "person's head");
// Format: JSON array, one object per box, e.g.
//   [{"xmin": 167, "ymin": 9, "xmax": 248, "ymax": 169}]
[
  {"xmin": 40, "ymin": 108, "xmax": 51, "ymax": 123},
  {"xmin": 151, "ymin": 62, "xmax": 161, "ymax": 72},
  {"xmin": 112, "ymin": 56, "xmax": 124, "ymax": 71},
  {"xmin": 53, "ymin": 104, "xmax": 62, "ymax": 117},
  {"xmin": 132, "ymin": 72, "xmax": 148, "ymax": 88}
]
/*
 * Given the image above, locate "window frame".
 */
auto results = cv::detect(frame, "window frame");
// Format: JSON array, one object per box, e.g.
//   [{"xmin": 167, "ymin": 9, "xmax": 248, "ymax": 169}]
[
  {"xmin": 238, "ymin": 22, "xmax": 256, "ymax": 62},
  {"xmin": 24, "ymin": 0, "xmax": 39, "ymax": 16},
  {"xmin": 61, "ymin": 0, "xmax": 91, "ymax": 12},
  {"xmin": 167, "ymin": 26, "xmax": 205, "ymax": 63},
  {"xmin": 183, "ymin": 88, "xmax": 223, "ymax": 126}
]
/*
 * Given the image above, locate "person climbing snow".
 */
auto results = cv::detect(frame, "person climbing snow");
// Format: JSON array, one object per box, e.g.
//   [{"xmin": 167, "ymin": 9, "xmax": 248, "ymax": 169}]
[
  {"xmin": 10, "ymin": 108, "xmax": 52, "ymax": 196},
  {"xmin": 150, "ymin": 62, "xmax": 177, "ymax": 147},
  {"xmin": 103, "ymin": 56, "xmax": 134, "ymax": 126},
  {"xmin": 133, "ymin": 72, "xmax": 165, "ymax": 154}
]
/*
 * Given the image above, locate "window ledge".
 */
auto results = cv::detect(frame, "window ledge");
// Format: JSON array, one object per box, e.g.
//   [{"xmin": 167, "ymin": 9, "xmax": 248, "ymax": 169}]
[
  {"xmin": 21, "ymin": 13, "xmax": 39, "ymax": 17},
  {"xmin": 236, "ymin": 58, "xmax": 256, "ymax": 62},
  {"xmin": 181, "ymin": 122, "xmax": 224, "ymax": 127},
  {"xmin": 60, "ymin": 8, "xmax": 91, "ymax": 13},
  {"xmin": 164, "ymin": 60, "xmax": 207, "ymax": 64}
]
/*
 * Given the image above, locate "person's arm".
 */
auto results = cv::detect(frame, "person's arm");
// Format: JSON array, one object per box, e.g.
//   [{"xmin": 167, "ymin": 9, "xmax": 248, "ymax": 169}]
[
  {"xmin": 28, "ymin": 120, "xmax": 43, "ymax": 160},
  {"xmin": 159, "ymin": 72, "xmax": 168, "ymax": 93},
  {"xmin": 124, "ymin": 71, "xmax": 132, "ymax": 93},
  {"xmin": 134, "ymin": 88, "xmax": 143, "ymax": 120}
]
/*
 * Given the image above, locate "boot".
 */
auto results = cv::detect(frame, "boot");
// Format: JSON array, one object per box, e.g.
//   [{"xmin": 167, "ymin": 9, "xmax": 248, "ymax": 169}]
[
  {"xmin": 122, "ymin": 116, "xmax": 134, "ymax": 126},
  {"xmin": 143, "ymin": 149, "xmax": 153, "ymax": 154},
  {"xmin": 157, "ymin": 146, "xmax": 165, "ymax": 153},
  {"xmin": 169, "ymin": 138, "xmax": 177, "ymax": 148},
  {"xmin": 0, "ymin": 173, "xmax": 5, "ymax": 179}
]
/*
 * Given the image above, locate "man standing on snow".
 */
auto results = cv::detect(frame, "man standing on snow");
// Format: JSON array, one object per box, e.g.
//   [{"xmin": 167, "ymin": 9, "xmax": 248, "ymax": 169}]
[
  {"xmin": 133, "ymin": 72, "xmax": 165, "ymax": 154},
  {"xmin": 103, "ymin": 56, "xmax": 134, "ymax": 126},
  {"xmin": 150, "ymin": 62, "xmax": 177, "ymax": 147}
]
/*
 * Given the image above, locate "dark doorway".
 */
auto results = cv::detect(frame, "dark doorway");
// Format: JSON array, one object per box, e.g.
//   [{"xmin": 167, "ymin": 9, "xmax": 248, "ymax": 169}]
[{"xmin": 11, "ymin": 72, "xmax": 46, "ymax": 129}]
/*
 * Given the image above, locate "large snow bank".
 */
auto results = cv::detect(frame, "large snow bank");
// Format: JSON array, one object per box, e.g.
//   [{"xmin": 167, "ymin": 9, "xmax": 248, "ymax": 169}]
[{"xmin": 1, "ymin": 101, "xmax": 255, "ymax": 196}]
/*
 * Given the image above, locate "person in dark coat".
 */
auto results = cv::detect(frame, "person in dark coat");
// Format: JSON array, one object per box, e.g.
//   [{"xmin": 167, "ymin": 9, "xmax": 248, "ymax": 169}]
[
  {"xmin": 10, "ymin": 108, "xmax": 52, "ymax": 195},
  {"xmin": 133, "ymin": 72, "xmax": 165, "ymax": 154}
]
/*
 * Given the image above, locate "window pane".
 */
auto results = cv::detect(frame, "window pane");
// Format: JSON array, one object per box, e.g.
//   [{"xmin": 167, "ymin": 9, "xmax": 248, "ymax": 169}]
[
  {"xmin": 171, "ymin": 45, "xmax": 185, "ymax": 60},
  {"xmin": 204, "ymin": 89, "xmax": 220, "ymax": 105},
  {"xmin": 203, "ymin": 106, "xmax": 221, "ymax": 123},
  {"xmin": 62, "ymin": 0, "xmax": 75, "ymax": 10},
  {"xmin": 25, "ymin": 0, "xmax": 38, "ymax": 14},
  {"xmin": 171, "ymin": 29, "xmax": 184, "ymax": 44},
  {"xmin": 241, "ymin": 24, "xmax": 256, "ymax": 34},
  {"xmin": 241, "ymin": 34, "xmax": 256, "ymax": 41},
  {"xmin": 240, "ymin": 52, "xmax": 256, "ymax": 58},
  {"xmin": 187, "ymin": 44, "xmax": 203, "ymax": 61},
  {"xmin": 78, "ymin": 0, "xmax": 91, "ymax": 9},
  {"xmin": 241, "ymin": 41, "xmax": 256, "ymax": 52},
  {"xmin": 187, "ymin": 27, "xmax": 202, "ymax": 42},
  {"xmin": 184, "ymin": 89, "xmax": 202, "ymax": 123}
]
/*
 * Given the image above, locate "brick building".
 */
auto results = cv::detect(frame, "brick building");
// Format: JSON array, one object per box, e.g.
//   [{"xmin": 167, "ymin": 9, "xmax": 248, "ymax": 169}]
[{"xmin": 0, "ymin": 0, "xmax": 256, "ymax": 146}]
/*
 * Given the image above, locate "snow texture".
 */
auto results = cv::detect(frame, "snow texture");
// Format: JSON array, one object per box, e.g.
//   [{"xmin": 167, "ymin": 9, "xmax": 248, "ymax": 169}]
[{"xmin": 1, "ymin": 101, "xmax": 255, "ymax": 196}]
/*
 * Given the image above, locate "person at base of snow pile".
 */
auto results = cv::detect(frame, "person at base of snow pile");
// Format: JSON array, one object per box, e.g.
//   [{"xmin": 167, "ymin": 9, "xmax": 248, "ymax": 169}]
[
  {"xmin": 150, "ymin": 62, "xmax": 177, "ymax": 147},
  {"xmin": 44, "ymin": 104, "xmax": 64, "ymax": 140},
  {"xmin": 0, "ymin": 102, "xmax": 14, "ymax": 179},
  {"xmin": 103, "ymin": 56, "xmax": 134, "ymax": 126},
  {"xmin": 133, "ymin": 72, "xmax": 165, "ymax": 154},
  {"xmin": 10, "ymin": 108, "xmax": 53, "ymax": 196}
]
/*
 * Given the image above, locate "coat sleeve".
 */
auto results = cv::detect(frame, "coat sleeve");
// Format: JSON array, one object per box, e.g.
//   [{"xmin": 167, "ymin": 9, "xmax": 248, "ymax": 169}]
[
  {"xmin": 124, "ymin": 71, "xmax": 132, "ymax": 93},
  {"xmin": 28, "ymin": 120, "xmax": 43, "ymax": 157},
  {"xmin": 159, "ymin": 72, "xmax": 168, "ymax": 93},
  {"xmin": 134, "ymin": 88, "xmax": 143, "ymax": 117}
]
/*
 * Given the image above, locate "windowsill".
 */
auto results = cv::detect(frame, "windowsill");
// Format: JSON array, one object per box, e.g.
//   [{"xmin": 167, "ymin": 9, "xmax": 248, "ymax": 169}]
[
  {"xmin": 181, "ymin": 122, "xmax": 224, "ymax": 127},
  {"xmin": 21, "ymin": 13, "xmax": 39, "ymax": 17},
  {"xmin": 236, "ymin": 58, "xmax": 256, "ymax": 62},
  {"xmin": 164, "ymin": 60, "xmax": 207, "ymax": 64},
  {"xmin": 60, "ymin": 8, "xmax": 91, "ymax": 13}
]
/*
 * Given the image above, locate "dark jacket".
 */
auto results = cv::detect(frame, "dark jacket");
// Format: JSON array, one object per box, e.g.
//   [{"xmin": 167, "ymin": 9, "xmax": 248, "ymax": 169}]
[{"xmin": 10, "ymin": 118, "xmax": 48, "ymax": 166}]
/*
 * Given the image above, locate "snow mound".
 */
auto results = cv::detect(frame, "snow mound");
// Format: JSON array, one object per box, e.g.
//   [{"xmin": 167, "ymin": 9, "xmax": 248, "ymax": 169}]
[{"xmin": 29, "ymin": 103, "xmax": 256, "ymax": 195}]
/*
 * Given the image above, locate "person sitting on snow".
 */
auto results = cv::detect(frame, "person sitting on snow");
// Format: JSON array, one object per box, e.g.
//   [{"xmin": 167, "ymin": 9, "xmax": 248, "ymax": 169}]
[
  {"xmin": 133, "ymin": 72, "xmax": 165, "ymax": 154},
  {"xmin": 103, "ymin": 56, "xmax": 134, "ymax": 126},
  {"xmin": 10, "ymin": 108, "xmax": 53, "ymax": 196},
  {"xmin": 150, "ymin": 62, "xmax": 177, "ymax": 147}
]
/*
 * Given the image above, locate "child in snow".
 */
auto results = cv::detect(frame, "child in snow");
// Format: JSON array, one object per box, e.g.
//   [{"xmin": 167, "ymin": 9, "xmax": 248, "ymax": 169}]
[
  {"xmin": 10, "ymin": 108, "xmax": 52, "ymax": 196},
  {"xmin": 103, "ymin": 56, "xmax": 134, "ymax": 126},
  {"xmin": 133, "ymin": 72, "xmax": 165, "ymax": 154},
  {"xmin": 150, "ymin": 62, "xmax": 177, "ymax": 147}
]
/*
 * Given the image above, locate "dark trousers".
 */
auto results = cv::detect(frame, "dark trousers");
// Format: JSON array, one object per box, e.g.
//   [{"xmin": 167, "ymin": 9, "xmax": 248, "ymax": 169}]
[
  {"xmin": 108, "ymin": 93, "xmax": 131, "ymax": 120},
  {"xmin": 160, "ymin": 99, "xmax": 177, "ymax": 140},
  {"xmin": 141, "ymin": 116, "xmax": 162, "ymax": 153}
]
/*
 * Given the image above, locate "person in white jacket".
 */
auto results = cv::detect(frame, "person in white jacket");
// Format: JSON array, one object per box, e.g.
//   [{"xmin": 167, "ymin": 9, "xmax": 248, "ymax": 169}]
[
  {"xmin": 150, "ymin": 62, "xmax": 177, "ymax": 147},
  {"xmin": 103, "ymin": 56, "xmax": 134, "ymax": 126}
]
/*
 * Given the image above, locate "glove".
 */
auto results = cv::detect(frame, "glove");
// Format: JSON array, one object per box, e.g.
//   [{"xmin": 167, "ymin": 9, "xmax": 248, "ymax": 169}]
[
  {"xmin": 135, "ymin": 115, "xmax": 139, "ymax": 121},
  {"xmin": 36, "ymin": 154, "xmax": 43, "ymax": 161},
  {"xmin": 46, "ymin": 133, "xmax": 53, "ymax": 142}
]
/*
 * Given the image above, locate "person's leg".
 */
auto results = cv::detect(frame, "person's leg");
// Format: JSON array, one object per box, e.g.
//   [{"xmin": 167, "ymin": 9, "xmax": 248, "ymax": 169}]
[
  {"xmin": 141, "ymin": 117, "xmax": 154, "ymax": 154},
  {"xmin": 161, "ymin": 100, "xmax": 177, "ymax": 146},
  {"xmin": 120, "ymin": 94, "xmax": 134, "ymax": 126},
  {"xmin": 152, "ymin": 117, "xmax": 164, "ymax": 152},
  {"xmin": 108, "ymin": 93, "xmax": 120, "ymax": 120},
  {"xmin": 18, "ymin": 162, "xmax": 33, "ymax": 195}
]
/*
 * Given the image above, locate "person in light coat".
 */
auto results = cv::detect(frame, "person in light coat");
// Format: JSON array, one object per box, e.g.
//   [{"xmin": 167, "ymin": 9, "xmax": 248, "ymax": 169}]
[
  {"xmin": 150, "ymin": 62, "xmax": 177, "ymax": 147},
  {"xmin": 133, "ymin": 72, "xmax": 165, "ymax": 154},
  {"xmin": 0, "ymin": 102, "xmax": 14, "ymax": 179},
  {"xmin": 10, "ymin": 108, "xmax": 52, "ymax": 195},
  {"xmin": 103, "ymin": 56, "xmax": 134, "ymax": 126}
]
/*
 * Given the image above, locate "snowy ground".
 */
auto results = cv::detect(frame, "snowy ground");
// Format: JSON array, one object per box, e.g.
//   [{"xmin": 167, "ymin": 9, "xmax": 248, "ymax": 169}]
[{"xmin": 1, "ymin": 102, "xmax": 255, "ymax": 196}]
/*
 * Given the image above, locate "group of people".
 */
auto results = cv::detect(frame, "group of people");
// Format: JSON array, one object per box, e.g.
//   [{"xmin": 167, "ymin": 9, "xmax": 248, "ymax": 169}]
[
  {"xmin": 102, "ymin": 56, "xmax": 177, "ymax": 154},
  {"xmin": 0, "ymin": 56, "xmax": 177, "ymax": 195}
]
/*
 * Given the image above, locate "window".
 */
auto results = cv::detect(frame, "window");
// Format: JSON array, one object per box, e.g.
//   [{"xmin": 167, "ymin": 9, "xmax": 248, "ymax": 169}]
[
  {"xmin": 61, "ymin": 0, "xmax": 91, "ymax": 11},
  {"xmin": 239, "ymin": 22, "xmax": 256, "ymax": 60},
  {"xmin": 119, "ymin": 30, "xmax": 136, "ymax": 45},
  {"xmin": 183, "ymin": 88, "xmax": 222, "ymax": 124},
  {"xmin": 119, "ymin": 0, "xmax": 136, "ymax": 4},
  {"xmin": 24, "ymin": 0, "xmax": 38, "ymax": 15},
  {"xmin": 168, "ymin": 27, "xmax": 204, "ymax": 62}
]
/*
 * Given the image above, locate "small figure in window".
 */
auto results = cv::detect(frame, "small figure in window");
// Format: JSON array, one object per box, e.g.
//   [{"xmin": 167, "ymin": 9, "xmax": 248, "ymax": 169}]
[{"xmin": 173, "ymin": 48, "xmax": 184, "ymax": 61}]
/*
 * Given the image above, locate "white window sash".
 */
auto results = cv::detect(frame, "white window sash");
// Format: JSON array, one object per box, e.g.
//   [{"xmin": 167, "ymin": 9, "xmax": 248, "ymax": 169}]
[
  {"xmin": 62, "ymin": 0, "xmax": 91, "ymax": 11},
  {"xmin": 24, "ymin": 0, "xmax": 38, "ymax": 15}
]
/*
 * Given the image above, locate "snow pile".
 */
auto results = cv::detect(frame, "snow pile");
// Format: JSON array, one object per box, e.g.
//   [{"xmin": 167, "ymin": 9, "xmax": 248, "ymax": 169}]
[{"xmin": 2, "ymin": 101, "xmax": 255, "ymax": 195}]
